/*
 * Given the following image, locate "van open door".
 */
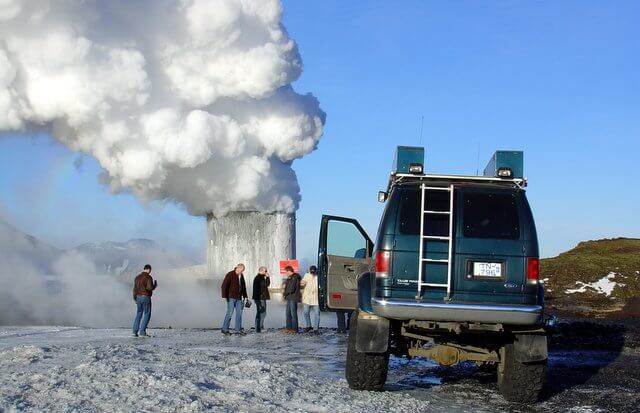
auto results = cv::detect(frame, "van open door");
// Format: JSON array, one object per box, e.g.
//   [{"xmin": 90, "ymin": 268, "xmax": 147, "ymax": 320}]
[{"xmin": 318, "ymin": 215, "xmax": 374, "ymax": 311}]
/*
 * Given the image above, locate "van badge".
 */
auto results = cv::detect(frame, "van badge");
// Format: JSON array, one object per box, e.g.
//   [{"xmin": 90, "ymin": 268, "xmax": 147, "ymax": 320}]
[{"xmin": 504, "ymin": 282, "xmax": 518, "ymax": 289}]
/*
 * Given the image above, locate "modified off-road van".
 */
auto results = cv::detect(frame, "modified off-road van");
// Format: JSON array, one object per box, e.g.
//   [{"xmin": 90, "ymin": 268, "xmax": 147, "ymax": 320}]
[{"xmin": 317, "ymin": 147, "xmax": 547, "ymax": 403}]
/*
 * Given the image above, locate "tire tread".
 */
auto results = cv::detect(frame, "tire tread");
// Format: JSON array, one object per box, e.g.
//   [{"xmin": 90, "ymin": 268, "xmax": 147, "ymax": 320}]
[
  {"xmin": 345, "ymin": 313, "xmax": 389, "ymax": 391},
  {"xmin": 498, "ymin": 341, "xmax": 547, "ymax": 403}
]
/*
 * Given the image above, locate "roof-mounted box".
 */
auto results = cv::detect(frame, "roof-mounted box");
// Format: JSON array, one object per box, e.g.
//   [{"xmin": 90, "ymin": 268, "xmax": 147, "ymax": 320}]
[
  {"xmin": 483, "ymin": 150, "xmax": 524, "ymax": 179},
  {"xmin": 393, "ymin": 146, "xmax": 425, "ymax": 175}
]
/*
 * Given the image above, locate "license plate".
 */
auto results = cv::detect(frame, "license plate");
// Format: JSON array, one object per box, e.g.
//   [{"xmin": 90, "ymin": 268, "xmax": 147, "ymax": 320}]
[{"xmin": 473, "ymin": 262, "xmax": 502, "ymax": 277}]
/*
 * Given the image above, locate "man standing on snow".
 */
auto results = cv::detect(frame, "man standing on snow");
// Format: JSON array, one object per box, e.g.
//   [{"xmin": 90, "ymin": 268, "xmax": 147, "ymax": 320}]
[
  {"xmin": 132, "ymin": 264, "xmax": 157, "ymax": 337},
  {"xmin": 300, "ymin": 265, "xmax": 320, "ymax": 334},
  {"xmin": 221, "ymin": 263, "xmax": 248, "ymax": 335},
  {"xmin": 282, "ymin": 265, "xmax": 301, "ymax": 334},
  {"xmin": 252, "ymin": 266, "xmax": 270, "ymax": 333}
]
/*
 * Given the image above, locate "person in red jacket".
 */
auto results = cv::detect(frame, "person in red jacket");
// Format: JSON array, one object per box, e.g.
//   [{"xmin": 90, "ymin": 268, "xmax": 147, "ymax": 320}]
[{"xmin": 221, "ymin": 263, "xmax": 248, "ymax": 335}]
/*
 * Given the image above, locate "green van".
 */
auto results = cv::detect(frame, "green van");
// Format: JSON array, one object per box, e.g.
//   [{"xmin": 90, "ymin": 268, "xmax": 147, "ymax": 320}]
[{"xmin": 318, "ymin": 147, "xmax": 547, "ymax": 403}]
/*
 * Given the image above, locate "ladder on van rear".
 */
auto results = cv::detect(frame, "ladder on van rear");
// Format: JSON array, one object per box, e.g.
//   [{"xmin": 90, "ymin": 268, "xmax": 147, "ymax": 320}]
[{"xmin": 417, "ymin": 184, "xmax": 455, "ymax": 299}]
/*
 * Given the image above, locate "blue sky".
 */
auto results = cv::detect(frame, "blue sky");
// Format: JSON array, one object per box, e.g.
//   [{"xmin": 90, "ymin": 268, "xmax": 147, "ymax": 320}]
[{"xmin": 1, "ymin": 1, "xmax": 639, "ymax": 263}]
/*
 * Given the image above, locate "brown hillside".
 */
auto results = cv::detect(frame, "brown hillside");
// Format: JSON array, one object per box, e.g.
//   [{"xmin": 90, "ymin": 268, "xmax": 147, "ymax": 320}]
[{"xmin": 541, "ymin": 238, "xmax": 640, "ymax": 316}]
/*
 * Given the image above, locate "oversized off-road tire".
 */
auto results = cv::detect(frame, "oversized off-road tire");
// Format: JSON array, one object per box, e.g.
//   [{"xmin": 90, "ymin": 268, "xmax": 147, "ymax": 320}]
[
  {"xmin": 497, "ymin": 342, "xmax": 547, "ymax": 403},
  {"xmin": 345, "ymin": 312, "xmax": 389, "ymax": 391}
]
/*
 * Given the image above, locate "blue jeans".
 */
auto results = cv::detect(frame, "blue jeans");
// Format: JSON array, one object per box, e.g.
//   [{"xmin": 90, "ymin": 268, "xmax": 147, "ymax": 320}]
[
  {"xmin": 254, "ymin": 300, "xmax": 267, "ymax": 332},
  {"xmin": 303, "ymin": 304, "xmax": 320, "ymax": 331},
  {"xmin": 285, "ymin": 300, "xmax": 298, "ymax": 331},
  {"xmin": 223, "ymin": 298, "xmax": 243, "ymax": 333},
  {"xmin": 132, "ymin": 295, "xmax": 152, "ymax": 335},
  {"xmin": 336, "ymin": 310, "xmax": 352, "ymax": 332}
]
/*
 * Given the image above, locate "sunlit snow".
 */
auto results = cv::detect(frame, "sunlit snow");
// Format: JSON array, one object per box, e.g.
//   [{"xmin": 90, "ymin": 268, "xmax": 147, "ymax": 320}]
[{"xmin": 565, "ymin": 272, "xmax": 624, "ymax": 297}]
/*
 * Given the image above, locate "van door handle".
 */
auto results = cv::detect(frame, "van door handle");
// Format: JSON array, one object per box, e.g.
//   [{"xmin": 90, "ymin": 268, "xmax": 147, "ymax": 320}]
[{"xmin": 344, "ymin": 264, "xmax": 355, "ymax": 272}]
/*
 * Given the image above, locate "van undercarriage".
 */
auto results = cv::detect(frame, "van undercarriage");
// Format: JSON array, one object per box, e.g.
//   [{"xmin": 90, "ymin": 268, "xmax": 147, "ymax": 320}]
[
  {"xmin": 348, "ymin": 310, "xmax": 548, "ymax": 404},
  {"xmin": 394, "ymin": 319, "xmax": 547, "ymax": 365}
]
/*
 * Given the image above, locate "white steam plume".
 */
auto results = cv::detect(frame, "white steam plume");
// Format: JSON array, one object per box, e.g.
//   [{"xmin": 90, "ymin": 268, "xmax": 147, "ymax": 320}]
[{"xmin": 0, "ymin": 0, "xmax": 325, "ymax": 216}]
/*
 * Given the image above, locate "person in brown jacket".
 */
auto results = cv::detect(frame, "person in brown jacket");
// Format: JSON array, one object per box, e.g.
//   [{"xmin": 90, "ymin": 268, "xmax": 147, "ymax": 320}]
[
  {"xmin": 132, "ymin": 264, "xmax": 157, "ymax": 337},
  {"xmin": 221, "ymin": 263, "xmax": 248, "ymax": 335}
]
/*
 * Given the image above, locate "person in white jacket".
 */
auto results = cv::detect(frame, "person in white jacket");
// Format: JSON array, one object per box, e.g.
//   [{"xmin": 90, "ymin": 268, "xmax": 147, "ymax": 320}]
[{"xmin": 300, "ymin": 265, "xmax": 320, "ymax": 334}]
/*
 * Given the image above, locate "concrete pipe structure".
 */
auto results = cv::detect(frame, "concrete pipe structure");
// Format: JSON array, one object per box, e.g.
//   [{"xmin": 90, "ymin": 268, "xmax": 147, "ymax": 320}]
[{"xmin": 206, "ymin": 211, "xmax": 296, "ymax": 288}]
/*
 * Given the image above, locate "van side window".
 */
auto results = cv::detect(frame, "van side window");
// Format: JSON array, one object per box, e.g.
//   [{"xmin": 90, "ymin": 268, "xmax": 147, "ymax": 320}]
[
  {"xmin": 463, "ymin": 192, "xmax": 520, "ymax": 239},
  {"xmin": 399, "ymin": 188, "xmax": 449, "ymax": 236},
  {"xmin": 327, "ymin": 221, "xmax": 367, "ymax": 258}
]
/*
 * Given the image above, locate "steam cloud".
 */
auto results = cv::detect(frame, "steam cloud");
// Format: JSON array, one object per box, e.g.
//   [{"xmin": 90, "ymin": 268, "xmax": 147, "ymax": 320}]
[
  {"xmin": 0, "ymin": 0, "xmax": 325, "ymax": 216},
  {"xmin": 0, "ymin": 247, "xmax": 288, "ymax": 328},
  {"xmin": 0, "ymin": 215, "xmax": 291, "ymax": 328}
]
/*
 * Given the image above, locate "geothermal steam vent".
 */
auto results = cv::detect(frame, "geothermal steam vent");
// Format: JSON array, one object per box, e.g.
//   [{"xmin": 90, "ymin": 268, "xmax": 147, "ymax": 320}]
[
  {"xmin": 0, "ymin": 0, "xmax": 324, "ymax": 278},
  {"xmin": 207, "ymin": 212, "xmax": 295, "ymax": 280}
]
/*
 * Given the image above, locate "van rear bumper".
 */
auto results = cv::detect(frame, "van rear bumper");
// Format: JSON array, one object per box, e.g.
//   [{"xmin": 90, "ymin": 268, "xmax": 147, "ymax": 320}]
[{"xmin": 371, "ymin": 297, "xmax": 543, "ymax": 325}]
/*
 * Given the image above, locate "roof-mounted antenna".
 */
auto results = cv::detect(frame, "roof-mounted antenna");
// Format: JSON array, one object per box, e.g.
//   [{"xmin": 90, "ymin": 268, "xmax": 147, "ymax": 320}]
[
  {"xmin": 418, "ymin": 115, "xmax": 424, "ymax": 145},
  {"xmin": 475, "ymin": 144, "xmax": 480, "ymax": 176}
]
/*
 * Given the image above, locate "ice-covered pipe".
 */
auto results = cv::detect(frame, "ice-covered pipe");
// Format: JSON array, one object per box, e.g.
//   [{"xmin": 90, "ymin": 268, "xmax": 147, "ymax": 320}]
[{"xmin": 207, "ymin": 212, "xmax": 295, "ymax": 288}]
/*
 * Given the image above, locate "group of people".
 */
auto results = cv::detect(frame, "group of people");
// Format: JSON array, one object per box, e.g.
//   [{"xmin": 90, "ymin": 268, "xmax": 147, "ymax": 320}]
[
  {"xmin": 220, "ymin": 263, "xmax": 322, "ymax": 335},
  {"xmin": 130, "ymin": 263, "xmax": 351, "ymax": 337}
]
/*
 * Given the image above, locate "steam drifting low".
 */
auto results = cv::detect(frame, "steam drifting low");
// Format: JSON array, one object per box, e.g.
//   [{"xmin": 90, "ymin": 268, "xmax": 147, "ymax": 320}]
[{"xmin": 0, "ymin": 0, "xmax": 325, "ymax": 216}]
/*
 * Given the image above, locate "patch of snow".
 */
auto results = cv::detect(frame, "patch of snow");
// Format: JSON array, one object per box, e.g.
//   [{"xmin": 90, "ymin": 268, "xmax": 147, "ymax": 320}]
[
  {"xmin": 114, "ymin": 259, "xmax": 130, "ymax": 275},
  {"xmin": 565, "ymin": 272, "xmax": 624, "ymax": 297}
]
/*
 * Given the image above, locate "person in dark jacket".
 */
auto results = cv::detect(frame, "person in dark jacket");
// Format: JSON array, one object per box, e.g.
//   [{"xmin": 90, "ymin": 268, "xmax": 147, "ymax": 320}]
[
  {"xmin": 252, "ymin": 266, "xmax": 271, "ymax": 333},
  {"xmin": 282, "ymin": 265, "xmax": 301, "ymax": 334},
  {"xmin": 221, "ymin": 263, "xmax": 248, "ymax": 335},
  {"xmin": 132, "ymin": 264, "xmax": 157, "ymax": 337}
]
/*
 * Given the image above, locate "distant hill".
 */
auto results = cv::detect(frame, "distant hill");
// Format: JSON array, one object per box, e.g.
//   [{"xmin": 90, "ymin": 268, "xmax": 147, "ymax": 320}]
[
  {"xmin": 0, "ymin": 217, "xmax": 61, "ymax": 274},
  {"xmin": 0, "ymin": 216, "xmax": 196, "ymax": 277},
  {"xmin": 73, "ymin": 239, "xmax": 195, "ymax": 276},
  {"xmin": 542, "ymin": 238, "xmax": 640, "ymax": 316}
]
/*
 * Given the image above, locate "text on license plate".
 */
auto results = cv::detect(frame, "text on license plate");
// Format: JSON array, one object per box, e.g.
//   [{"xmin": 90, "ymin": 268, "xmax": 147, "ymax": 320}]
[{"xmin": 473, "ymin": 262, "xmax": 502, "ymax": 277}]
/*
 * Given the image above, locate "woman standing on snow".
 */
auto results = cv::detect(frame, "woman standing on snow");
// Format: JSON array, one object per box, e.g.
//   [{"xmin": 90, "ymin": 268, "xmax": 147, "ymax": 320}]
[
  {"xmin": 252, "ymin": 266, "xmax": 270, "ymax": 332},
  {"xmin": 300, "ymin": 265, "xmax": 320, "ymax": 334}
]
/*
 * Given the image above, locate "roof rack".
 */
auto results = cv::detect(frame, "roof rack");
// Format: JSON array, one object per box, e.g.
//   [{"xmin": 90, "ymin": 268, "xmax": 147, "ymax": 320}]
[{"xmin": 387, "ymin": 173, "xmax": 527, "ymax": 192}]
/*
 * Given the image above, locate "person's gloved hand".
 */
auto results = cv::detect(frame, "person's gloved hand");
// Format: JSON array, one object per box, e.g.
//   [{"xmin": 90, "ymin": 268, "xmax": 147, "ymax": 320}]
[{"xmin": 153, "ymin": 280, "xmax": 158, "ymax": 288}]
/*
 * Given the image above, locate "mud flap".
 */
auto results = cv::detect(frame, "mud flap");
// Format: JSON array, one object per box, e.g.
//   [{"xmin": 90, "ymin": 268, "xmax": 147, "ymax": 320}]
[
  {"xmin": 355, "ymin": 312, "xmax": 390, "ymax": 354},
  {"xmin": 514, "ymin": 334, "xmax": 548, "ymax": 363}
]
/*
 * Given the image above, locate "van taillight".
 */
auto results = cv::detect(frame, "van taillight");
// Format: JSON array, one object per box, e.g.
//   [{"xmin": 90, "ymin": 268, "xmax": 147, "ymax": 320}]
[
  {"xmin": 375, "ymin": 250, "xmax": 390, "ymax": 278},
  {"xmin": 527, "ymin": 257, "xmax": 540, "ymax": 283}
]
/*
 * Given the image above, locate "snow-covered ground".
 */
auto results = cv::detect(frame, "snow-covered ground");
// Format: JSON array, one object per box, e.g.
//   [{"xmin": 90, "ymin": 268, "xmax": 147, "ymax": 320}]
[
  {"xmin": 0, "ymin": 327, "xmax": 473, "ymax": 413},
  {"xmin": 2, "ymin": 325, "xmax": 636, "ymax": 412}
]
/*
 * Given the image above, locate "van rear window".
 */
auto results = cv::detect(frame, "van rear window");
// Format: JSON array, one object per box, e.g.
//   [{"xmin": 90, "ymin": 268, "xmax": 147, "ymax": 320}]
[
  {"xmin": 398, "ymin": 189, "xmax": 449, "ymax": 236},
  {"xmin": 463, "ymin": 193, "xmax": 520, "ymax": 239}
]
